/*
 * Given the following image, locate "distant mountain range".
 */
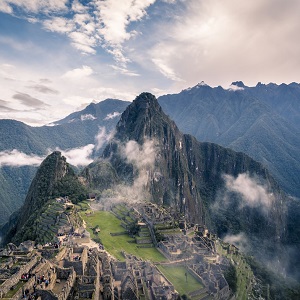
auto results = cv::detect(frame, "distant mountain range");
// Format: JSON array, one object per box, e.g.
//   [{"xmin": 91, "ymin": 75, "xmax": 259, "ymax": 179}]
[
  {"xmin": 0, "ymin": 82, "xmax": 299, "ymax": 225},
  {"xmin": 159, "ymin": 81, "xmax": 300, "ymax": 199}
]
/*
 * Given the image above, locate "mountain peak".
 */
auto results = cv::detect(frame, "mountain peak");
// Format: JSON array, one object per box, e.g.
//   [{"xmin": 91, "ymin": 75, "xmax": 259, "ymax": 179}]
[
  {"xmin": 113, "ymin": 92, "xmax": 171, "ymax": 143},
  {"xmin": 231, "ymin": 81, "xmax": 246, "ymax": 88},
  {"xmin": 196, "ymin": 81, "xmax": 209, "ymax": 87},
  {"xmin": 132, "ymin": 92, "xmax": 158, "ymax": 108}
]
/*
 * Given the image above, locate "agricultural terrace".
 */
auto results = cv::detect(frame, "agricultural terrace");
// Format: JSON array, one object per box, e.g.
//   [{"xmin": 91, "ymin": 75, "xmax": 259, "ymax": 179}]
[
  {"xmin": 80, "ymin": 209, "xmax": 166, "ymax": 262},
  {"xmin": 216, "ymin": 240, "xmax": 254, "ymax": 300}
]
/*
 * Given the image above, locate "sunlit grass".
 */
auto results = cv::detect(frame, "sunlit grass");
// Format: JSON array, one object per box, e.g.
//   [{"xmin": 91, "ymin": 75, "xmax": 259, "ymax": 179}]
[{"xmin": 81, "ymin": 210, "xmax": 166, "ymax": 262}]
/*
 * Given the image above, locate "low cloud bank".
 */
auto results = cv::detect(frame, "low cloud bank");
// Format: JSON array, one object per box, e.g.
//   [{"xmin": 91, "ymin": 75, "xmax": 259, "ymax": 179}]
[
  {"xmin": 0, "ymin": 149, "xmax": 44, "ymax": 167},
  {"xmin": 58, "ymin": 144, "xmax": 94, "ymax": 167}
]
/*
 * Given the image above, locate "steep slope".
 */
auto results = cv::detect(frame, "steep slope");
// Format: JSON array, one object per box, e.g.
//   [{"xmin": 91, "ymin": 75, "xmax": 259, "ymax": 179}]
[
  {"xmin": 0, "ymin": 166, "xmax": 36, "ymax": 226},
  {"xmin": 1, "ymin": 151, "xmax": 87, "ymax": 245},
  {"xmin": 158, "ymin": 83, "xmax": 300, "ymax": 198},
  {"xmin": 247, "ymin": 82, "xmax": 300, "ymax": 128},
  {"xmin": 86, "ymin": 93, "xmax": 287, "ymax": 253}
]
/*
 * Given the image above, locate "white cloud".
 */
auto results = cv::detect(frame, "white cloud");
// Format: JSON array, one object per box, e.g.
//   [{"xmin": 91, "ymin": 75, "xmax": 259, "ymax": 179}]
[
  {"xmin": 228, "ymin": 84, "xmax": 244, "ymax": 91},
  {"xmin": 0, "ymin": 2, "xmax": 13, "ymax": 13},
  {"xmin": 152, "ymin": 58, "xmax": 183, "ymax": 81},
  {"xmin": 72, "ymin": 0, "xmax": 87, "ymax": 13},
  {"xmin": 81, "ymin": 114, "xmax": 96, "ymax": 121},
  {"xmin": 62, "ymin": 65, "xmax": 94, "ymax": 80},
  {"xmin": 104, "ymin": 111, "xmax": 121, "ymax": 120},
  {"xmin": 69, "ymin": 31, "xmax": 97, "ymax": 54},
  {"xmin": 122, "ymin": 139, "xmax": 157, "ymax": 170},
  {"xmin": 43, "ymin": 17, "xmax": 75, "ymax": 34},
  {"xmin": 223, "ymin": 232, "xmax": 248, "ymax": 252},
  {"xmin": 59, "ymin": 144, "xmax": 94, "ymax": 167},
  {"xmin": 0, "ymin": 149, "xmax": 43, "ymax": 167},
  {"xmin": 90, "ymin": 87, "xmax": 135, "ymax": 101},
  {"xmin": 111, "ymin": 65, "xmax": 140, "ymax": 77},
  {"xmin": 224, "ymin": 173, "xmax": 273, "ymax": 211},
  {"xmin": 95, "ymin": 127, "xmax": 115, "ymax": 151},
  {"xmin": 99, "ymin": 138, "xmax": 158, "ymax": 204},
  {"xmin": 94, "ymin": 0, "xmax": 156, "ymax": 45},
  {"xmin": 1, "ymin": 0, "xmax": 68, "ymax": 14},
  {"xmin": 148, "ymin": 0, "xmax": 300, "ymax": 87}
]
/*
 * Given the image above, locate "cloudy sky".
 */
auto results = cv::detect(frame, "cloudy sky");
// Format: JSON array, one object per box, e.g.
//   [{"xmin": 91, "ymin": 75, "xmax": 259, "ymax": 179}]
[{"xmin": 0, "ymin": 0, "xmax": 299, "ymax": 125}]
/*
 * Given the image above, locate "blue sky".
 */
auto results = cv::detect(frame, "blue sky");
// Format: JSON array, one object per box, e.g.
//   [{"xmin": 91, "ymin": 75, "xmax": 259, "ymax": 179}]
[{"xmin": 0, "ymin": 0, "xmax": 300, "ymax": 125}]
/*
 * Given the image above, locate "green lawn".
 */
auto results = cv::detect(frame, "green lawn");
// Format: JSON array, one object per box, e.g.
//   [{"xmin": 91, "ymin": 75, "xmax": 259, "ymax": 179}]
[
  {"xmin": 157, "ymin": 265, "xmax": 203, "ymax": 296},
  {"xmin": 81, "ymin": 210, "xmax": 166, "ymax": 262}
]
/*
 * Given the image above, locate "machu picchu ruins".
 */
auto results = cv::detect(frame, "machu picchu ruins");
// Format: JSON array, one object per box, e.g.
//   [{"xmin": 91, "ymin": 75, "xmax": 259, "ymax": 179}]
[{"xmin": 0, "ymin": 198, "xmax": 259, "ymax": 300}]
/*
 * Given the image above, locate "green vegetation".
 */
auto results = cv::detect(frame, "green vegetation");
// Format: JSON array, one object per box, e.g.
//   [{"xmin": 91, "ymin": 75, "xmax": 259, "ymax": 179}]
[
  {"xmin": 245, "ymin": 255, "xmax": 300, "ymax": 300},
  {"xmin": 216, "ymin": 240, "xmax": 253, "ymax": 299},
  {"xmin": 157, "ymin": 265, "xmax": 203, "ymax": 297},
  {"xmin": 81, "ymin": 210, "xmax": 165, "ymax": 262},
  {"xmin": 75, "ymin": 200, "xmax": 91, "ymax": 211},
  {"xmin": 224, "ymin": 263, "xmax": 237, "ymax": 294},
  {"xmin": 2, "ymin": 280, "xmax": 25, "ymax": 298}
]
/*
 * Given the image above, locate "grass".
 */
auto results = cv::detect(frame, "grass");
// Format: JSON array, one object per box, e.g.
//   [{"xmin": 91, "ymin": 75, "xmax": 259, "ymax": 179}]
[
  {"xmin": 3, "ymin": 281, "xmax": 25, "ymax": 298},
  {"xmin": 75, "ymin": 200, "xmax": 90, "ymax": 211},
  {"xmin": 157, "ymin": 265, "xmax": 203, "ymax": 296},
  {"xmin": 81, "ymin": 210, "xmax": 166, "ymax": 262}
]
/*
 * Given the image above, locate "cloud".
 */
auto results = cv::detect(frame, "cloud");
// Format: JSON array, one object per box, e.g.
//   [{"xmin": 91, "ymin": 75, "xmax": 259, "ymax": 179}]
[
  {"xmin": 12, "ymin": 92, "xmax": 49, "ymax": 108},
  {"xmin": 104, "ymin": 111, "xmax": 121, "ymax": 120},
  {"xmin": 121, "ymin": 139, "xmax": 157, "ymax": 170},
  {"xmin": 99, "ymin": 138, "xmax": 158, "ymax": 204},
  {"xmin": 81, "ymin": 114, "xmax": 96, "ymax": 121},
  {"xmin": 152, "ymin": 58, "xmax": 183, "ymax": 81},
  {"xmin": 0, "ymin": 1, "xmax": 13, "ymax": 13},
  {"xmin": 224, "ymin": 173, "xmax": 273, "ymax": 211},
  {"xmin": 90, "ymin": 87, "xmax": 135, "ymax": 101},
  {"xmin": 72, "ymin": 0, "xmax": 88, "ymax": 13},
  {"xmin": 27, "ymin": 84, "xmax": 59, "ymax": 94},
  {"xmin": 0, "ymin": 149, "xmax": 43, "ymax": 167},
  {"xmin": 62, "ymin": 65, "xmax": 94, "ymax": 80},
  {"xmin": 95, "ymin": 127, "xmax": 115, "ymax": 151},
  {"xmin": 94, "ymin": 0, "xmax": 156, "ymax": 45},
  {"xmin": 1, "ymin": 0, "xmax": 68, "ymax": 14},
  {"xmin": 43, "ymin": 17, "xmax": 75, "ymax": 34},
  {"xmin": 223, "ymin": 232, "xmax": 249, "ymax": 252},
  {"xmin": 39, "ymin": 78, "xmax": 52, "ymax": 84},
  {"xmin": 228, "ymin": 84, "xmax": 244, "ymax": 91},
  {"xmin": 147, "ymin": 0, "xmax": 300, "ymax": 87},
  {"xmin": 111, "ymin": 65, "xmax": 140, "ymax": 77},
  {"xmin": 58, "ymin": 144, "xmax": 94, "ymax": 167},
  {"xmin": 0, "ymin": 99, "xmax": 19, "ymax": 112}
]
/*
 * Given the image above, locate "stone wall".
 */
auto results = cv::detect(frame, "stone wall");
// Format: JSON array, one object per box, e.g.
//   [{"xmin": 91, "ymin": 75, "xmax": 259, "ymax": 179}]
[
  {"xmin": 0, "ymin": 256, "xmax": 37, "ymax": 297},
  {"xmin": 54, "ymin": 246, "xmax": 67, "ymax": 262},
  {"xmin": 10, "ymin": 277, "xmax": 35, "ymax": 300},
  {"xmin": 37, "ymin": 267, "xmax": 76, "ymax": 300}
]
